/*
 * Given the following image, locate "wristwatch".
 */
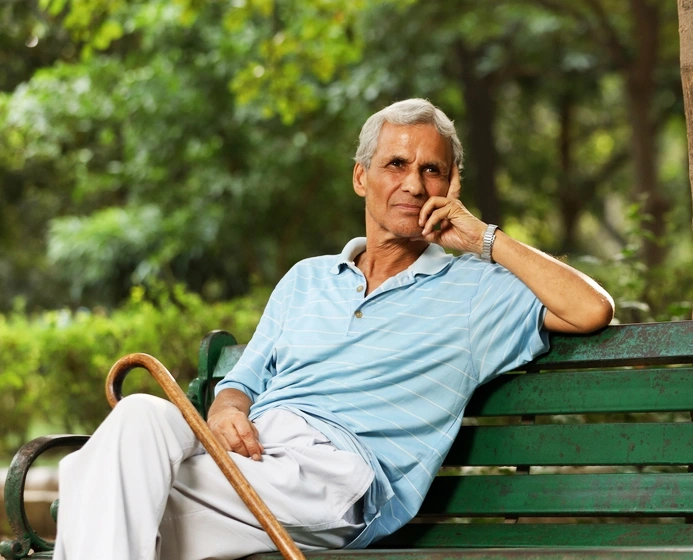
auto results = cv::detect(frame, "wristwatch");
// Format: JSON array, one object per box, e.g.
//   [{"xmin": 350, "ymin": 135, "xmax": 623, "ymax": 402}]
[{"xmin": 480, "ymin": 224, "xmax": 499, "ymax": 263}]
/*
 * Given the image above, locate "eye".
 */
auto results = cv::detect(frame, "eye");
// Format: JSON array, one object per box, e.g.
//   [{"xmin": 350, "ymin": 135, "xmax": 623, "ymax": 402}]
[
  {"xmin": 388, "ymin": 158, "xmax": 405, "ymax": 168},
  {"xmin": 423, "ymin": 165, "xmax": 441, "ymax": 174}
]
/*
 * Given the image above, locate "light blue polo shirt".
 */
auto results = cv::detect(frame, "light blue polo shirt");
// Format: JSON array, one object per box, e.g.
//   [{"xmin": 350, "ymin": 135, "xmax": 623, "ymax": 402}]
[{"xmin": 215, "ymin": 237, "xmax": 549, "ymax": 547}]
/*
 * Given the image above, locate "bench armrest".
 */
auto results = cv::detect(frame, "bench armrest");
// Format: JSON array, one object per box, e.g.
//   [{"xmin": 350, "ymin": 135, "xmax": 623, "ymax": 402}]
[
  {"xmin": 1, "ymin": 435, "xmax": 89, "ymax": 560},
  {"xmin": 187, "ymin": 330, "xmax": 239, "ymax": 419}
]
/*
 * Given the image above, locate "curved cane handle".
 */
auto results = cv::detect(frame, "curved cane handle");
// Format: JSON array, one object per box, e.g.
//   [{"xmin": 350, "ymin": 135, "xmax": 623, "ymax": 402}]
[{"xmin": 105, "ymin": 353, "xmax": 305, "ymax": 560}]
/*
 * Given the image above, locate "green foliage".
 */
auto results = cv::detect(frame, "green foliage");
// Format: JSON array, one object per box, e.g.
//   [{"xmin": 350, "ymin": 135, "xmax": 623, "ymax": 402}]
[
  {"xmin": 0, "ymin": 284, "xmax": 269, "ymax": 459},
  {"xmin": 570, "ymin": 201, "xmax": 693, "ymax": 324},
  {"xmin": 0, "ymin": 0, "xmax": 690, "ymax": 319}
]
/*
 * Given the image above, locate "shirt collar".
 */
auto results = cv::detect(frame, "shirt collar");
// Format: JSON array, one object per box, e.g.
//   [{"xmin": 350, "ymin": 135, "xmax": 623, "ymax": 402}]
[
  {"xmin": 329, "ymin": 237, "xmax": 453, "ymax": 277},
  {"xmin": 410, "ymin": 242, "xmax": 454, "ymax": 276},
  {"xmin": 330, "ymin": 237, "xmax": 367, "ymax": 274}
]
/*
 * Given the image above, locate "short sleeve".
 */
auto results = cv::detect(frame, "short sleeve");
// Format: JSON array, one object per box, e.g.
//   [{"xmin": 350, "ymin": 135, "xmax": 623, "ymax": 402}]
[
  {"xmin": 214, "ymin": 268, "xmax": 296, "ymax": 400},
  {"xmin": 469, "ymin": 264, "xmax": 549, "ymax": 384}
]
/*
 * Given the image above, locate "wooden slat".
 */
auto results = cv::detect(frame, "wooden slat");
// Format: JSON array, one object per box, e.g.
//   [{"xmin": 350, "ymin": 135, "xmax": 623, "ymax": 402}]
[
  {"xmin": 253, "ymin": 546, "xmax": 693, "ymax": 560},
  {"xmin": 466, "ymin": 368, "xmax": 693, "ymax": 416},
  {"xmin": 375, "ymin": 523, "xmax": 693, "ymax": 549},
  {"xmin": 203, "ymin": 324, "xmax": 693, "ymax": 383},
  {"xmin": 527, "ymin": 322, "xmax": 693, "ymax": 370},
  {"xmin": 447, "ymin": 423, "xmax": 693, "ymax": 466},
  {"xmin": 212, "ymin": 343, "xmax": 247, "ymax": 379},
  {"xmin": 198, "ymin": 330, "xmax": 239, "ymax": 380},
  {"xmin": 419, "ymin": 473, "xmax": 693, "ymax": 516}
]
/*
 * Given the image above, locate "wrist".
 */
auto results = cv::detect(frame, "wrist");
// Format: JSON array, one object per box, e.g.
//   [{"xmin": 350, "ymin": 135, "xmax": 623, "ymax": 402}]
[
  {"xmin": 480, "ymin": 224, "xmax": 499, "ymax": 263},
  {"xmin": 209, "ymin": 388, "xmax": 251, "ymax": 417}
]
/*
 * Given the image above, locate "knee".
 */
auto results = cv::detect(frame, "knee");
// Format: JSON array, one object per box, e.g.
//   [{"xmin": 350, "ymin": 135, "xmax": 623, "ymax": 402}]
[
  {"xmin": 110, "ymin": 394, "xmax": 182, "ymax": 428},
  {"xmin": 115, "ymin": 392, "xmax": 168, "ymax": 412}
]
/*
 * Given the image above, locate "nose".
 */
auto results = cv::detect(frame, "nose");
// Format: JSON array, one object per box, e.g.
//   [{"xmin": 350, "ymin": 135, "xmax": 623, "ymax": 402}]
[{"xmin": 401, "ymin": 170, "xmax": 425, "ymax": 196}]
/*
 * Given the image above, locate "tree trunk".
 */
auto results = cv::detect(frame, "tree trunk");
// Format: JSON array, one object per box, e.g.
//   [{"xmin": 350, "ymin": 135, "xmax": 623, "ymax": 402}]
[
  {"xmin": 678, "ymin": 0, "xmax": 693, "ymax": 224},
  {"xmin": 627, "ymin": 0, "xmax": 668, "ymax": 268},
  {"xmin": 557, "ymin": 92, "xmax": 581, "ymax": 254},
  {"xmin": 455, "ymin": 41, "xmax": 503, "ymax": 227}
]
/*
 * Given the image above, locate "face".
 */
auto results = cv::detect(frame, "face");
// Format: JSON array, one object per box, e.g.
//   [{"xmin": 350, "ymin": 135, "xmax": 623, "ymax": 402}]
[{"xmin": 353, "ymin": 122, "xmax": 454, "ymax": 241}]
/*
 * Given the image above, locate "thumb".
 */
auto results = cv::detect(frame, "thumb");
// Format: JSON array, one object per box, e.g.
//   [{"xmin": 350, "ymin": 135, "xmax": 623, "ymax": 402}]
[{"xmin": 447, "ymin": 165, "xmax": 461, "ymax": 200}]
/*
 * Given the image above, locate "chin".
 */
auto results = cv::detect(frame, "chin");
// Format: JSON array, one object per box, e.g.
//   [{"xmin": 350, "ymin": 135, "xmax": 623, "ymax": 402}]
[{"xmin": 392, "ymin": 228, "xmax": 426, "ymax": 240}]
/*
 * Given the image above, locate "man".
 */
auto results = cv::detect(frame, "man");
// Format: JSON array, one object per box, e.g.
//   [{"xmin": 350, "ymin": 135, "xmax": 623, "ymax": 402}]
[{"xmin": 54, "ymin": 99, "xmax": 614, "ymax": 560}]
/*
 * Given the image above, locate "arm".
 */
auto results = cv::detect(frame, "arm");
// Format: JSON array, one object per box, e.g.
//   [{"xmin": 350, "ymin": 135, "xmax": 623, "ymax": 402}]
[
  {"xmin": 490, "ymin": 232, "xmax": 614, "ymax": 333},
  {"xmin": 207, "ymin": 266, "xmax": 297, "ymax": 460},
  {"xmin": 207, "ymin": 388, "xmax": 264, "ymax": 461},
  {"xmin": 418, "ymin": 168, "xmax": 614, "ymax": 333}
]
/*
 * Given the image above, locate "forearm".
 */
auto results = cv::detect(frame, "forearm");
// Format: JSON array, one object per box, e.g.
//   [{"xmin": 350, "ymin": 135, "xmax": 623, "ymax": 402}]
[
  {"xmin": 208, "ymin": 388, "xmax": 252, "ymax": 419},
  {"xmin": 417, "ymin": 195, "xmax": 614, "ymax": 333},
  {"xmin": 207, "ymin": 388, "xmax": 263, "ymax": 459},
  {"xmin": 491, "ymin": 231, "xmax": 614, "ymax": 333}
]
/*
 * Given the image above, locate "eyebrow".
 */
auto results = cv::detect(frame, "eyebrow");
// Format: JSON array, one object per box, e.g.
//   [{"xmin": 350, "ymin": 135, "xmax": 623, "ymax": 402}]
[
  {"xmin": 381, "ymin": 155, "xmax": 447, "ymax": 166},
  {"xmin": 420, "ymin": 160, "xmax": 449, "ymax": 172},
  {"xmin": 378, "ymin": 154, "xmax": 450, "ymax": 173},
  {"xmin": 381, "ymin": 154, "xmax": 410, "ymax": 163}
]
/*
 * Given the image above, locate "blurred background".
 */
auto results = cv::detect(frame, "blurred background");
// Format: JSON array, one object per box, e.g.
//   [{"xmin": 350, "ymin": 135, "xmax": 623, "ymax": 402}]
[{"xmin": 0, "ymin": 0, "xmax": 692, "ymax": 459}]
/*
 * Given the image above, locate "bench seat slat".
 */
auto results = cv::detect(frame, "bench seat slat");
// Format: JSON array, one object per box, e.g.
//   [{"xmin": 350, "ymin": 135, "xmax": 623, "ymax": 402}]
[
  {"xmin": 448, "ymin": 422, "xmax": 693, "ymax": 466},
  {"xmin": 420, "ymin": 473, "xmax": 693, "ymax": 516},
  {"xmin": 375, "ymin": 523, "xmax": 693, "ymax": 549},
  {"xmin": 253, "ymin": 547, "xmax": 693, "ymax": 560},
  {"xmin": 529, "ymin": 322, "xmax": 693, "ymax": 369},
  {"xmin": 466, "ymin": 368, "xmax": 693, "ymax": 416}
]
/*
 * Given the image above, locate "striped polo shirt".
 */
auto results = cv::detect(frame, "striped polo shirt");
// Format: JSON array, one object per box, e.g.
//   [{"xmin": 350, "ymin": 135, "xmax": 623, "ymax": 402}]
[{"xmin": 215, "ymin": 237, "xmax": 549, "ymax": 547}]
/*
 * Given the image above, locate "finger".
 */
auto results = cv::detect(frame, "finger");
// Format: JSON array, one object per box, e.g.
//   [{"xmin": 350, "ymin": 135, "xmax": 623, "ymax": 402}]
[
  {"xmin": 208, "ymin": 416, "xmax": 232, "ymax": 451},
  {"xmin": 210, "ymin": 427, "xmax": 232, "ymax": 452},
  {"xmin": 422, "ymin": 205, "xmax": 454, "ymax": 236},
  {"xmin": 419, "ymin": 196, "xmax": 450, "ymax": 228},
  {"xmin": 420, "ymin": 228, "xmax": 442, "ymax": 245},
  {"xmin": 235, "ymin": 421, "xmax": 264, "ymax": 461},
  {"xmin": 221, "ymin": 428, "xmax": 253, "ymax": 457},
  {"xmin": 447, "ymin": 165, "xmax": 460, "ymax": 200}
]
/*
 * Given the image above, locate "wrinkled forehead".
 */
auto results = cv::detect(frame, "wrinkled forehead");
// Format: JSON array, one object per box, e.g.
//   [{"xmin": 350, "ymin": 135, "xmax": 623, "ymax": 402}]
[{"xmin": 374, "ymin": 122, "xmax": 453, "ymax": 164}]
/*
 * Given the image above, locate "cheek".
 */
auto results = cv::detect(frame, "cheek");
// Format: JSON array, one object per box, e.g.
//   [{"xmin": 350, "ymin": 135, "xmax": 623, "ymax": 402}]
[
  {"xmin": 367, "ymin": 180, "xmax": 396, "ymax": 202},
  {"xmin": 427, "ymin": 180, "xmax": 450, "ymax": 197}
]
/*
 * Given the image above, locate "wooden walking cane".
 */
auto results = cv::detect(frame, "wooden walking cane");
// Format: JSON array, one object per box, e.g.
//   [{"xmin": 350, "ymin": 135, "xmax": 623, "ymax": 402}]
[{"xmin": 105, "ymin": 353, "xmax": 306, "ymax": 560}]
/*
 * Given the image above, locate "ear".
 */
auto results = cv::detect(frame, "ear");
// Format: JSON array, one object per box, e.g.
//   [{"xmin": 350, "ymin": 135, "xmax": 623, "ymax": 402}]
[{"xmin": 353, "ymin": 163, "xmax": 367, "ymax": 198}]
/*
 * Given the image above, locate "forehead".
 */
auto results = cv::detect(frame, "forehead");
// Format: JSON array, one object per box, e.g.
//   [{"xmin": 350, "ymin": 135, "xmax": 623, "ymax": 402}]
[{"xmin": 374, "ymin": 122, "xmax": 452, "ymax": 163}]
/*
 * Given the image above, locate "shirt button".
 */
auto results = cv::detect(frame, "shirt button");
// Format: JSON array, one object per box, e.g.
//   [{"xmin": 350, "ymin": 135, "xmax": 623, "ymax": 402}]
[
  {"xmin": 354, "ymin": 311, "xmax": 363, "ymax": 318},
  {"xmin": 356, "ymin": 285, "xmax": 364, "ymax": 292}
]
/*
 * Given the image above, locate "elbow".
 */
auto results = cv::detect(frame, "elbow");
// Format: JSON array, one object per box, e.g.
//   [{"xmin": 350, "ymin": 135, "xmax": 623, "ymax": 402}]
[
  {"xmin": 550, "ymin": 293, "xmax": 615, "ymax": 334},
  {"xmin": 578, "ymin": 294, "xmax": 615, "ymax": 333}
]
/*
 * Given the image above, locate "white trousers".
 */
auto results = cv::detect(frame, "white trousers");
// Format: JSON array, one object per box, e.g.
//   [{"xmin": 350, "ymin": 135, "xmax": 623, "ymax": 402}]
[{"xmin": 53, "ymin": 394, "xmax": 374, "ymax": 560}]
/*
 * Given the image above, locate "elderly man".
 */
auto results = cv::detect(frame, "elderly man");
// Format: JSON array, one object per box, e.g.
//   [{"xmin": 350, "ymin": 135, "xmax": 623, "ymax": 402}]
[{"xmin": 54, "ymin": 99, "xmax": 613, "ymax": 560}]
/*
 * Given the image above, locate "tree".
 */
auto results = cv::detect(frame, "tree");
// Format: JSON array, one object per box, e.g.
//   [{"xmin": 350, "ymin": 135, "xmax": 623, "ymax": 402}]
[
  {"xmin": 0, "ymin": 0, "xmax": 689, "ymax": 318},
  {"xmin": 532, "ymin": 0, "xmax": 681, "ymax": 268},
  {"xmin": 678, "ymin": 0, "xmax": 693, "ymax": 221}
]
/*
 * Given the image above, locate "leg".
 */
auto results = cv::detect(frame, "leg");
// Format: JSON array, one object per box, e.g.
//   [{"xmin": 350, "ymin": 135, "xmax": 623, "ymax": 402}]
[
  {"xmin": 158, "ymin": 410, "xmax": 373, "ymax": 560},
  {"xmin": 54, "ymin": 403, "xmax": 372, "ymax": 560},
  {"xmin": 53, "ymin": 394, "xmax": 203, "ymax": 560}
]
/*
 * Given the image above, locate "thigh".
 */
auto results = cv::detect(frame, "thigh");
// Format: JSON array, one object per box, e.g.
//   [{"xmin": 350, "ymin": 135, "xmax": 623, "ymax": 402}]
[{"xmin": 158, "ymin": 410, "xmax": 373, "ymax": 559}]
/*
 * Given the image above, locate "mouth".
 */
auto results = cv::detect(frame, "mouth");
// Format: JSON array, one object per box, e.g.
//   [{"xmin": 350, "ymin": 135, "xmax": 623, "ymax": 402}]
[{"xmin": 393, "ymin": 203, "xmax": 422, "ymax": 214}]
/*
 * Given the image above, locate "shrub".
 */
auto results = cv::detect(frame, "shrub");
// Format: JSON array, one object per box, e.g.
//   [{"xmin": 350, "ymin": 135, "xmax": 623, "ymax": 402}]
[{"xmin": 0, "ymin": 284, "xmax": 270, "ymax": 459}]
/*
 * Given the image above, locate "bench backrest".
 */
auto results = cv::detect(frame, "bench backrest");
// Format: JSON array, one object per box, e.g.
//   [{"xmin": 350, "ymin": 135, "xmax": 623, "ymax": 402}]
[{"xmin": 188, "ymin": 321, "xmax": 693, "ymax": 548}]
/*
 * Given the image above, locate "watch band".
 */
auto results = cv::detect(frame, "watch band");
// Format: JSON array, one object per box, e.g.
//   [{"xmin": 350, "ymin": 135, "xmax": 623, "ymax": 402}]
[{"xmin": 480, "ymin": 224, "xmax": 499, "ymax": 263}]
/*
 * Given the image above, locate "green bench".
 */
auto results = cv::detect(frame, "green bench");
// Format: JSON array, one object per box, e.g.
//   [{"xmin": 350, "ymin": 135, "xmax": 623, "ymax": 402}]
[{"xmin": 3, "ymin": 320, "xmax": 693, "ymax": 559}]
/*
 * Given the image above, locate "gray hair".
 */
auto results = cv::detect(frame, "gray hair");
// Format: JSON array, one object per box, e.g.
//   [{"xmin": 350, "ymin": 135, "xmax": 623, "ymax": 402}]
[{"xmin": 354, "ymin": 98, "xmax": 464, "ymax": 171}]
